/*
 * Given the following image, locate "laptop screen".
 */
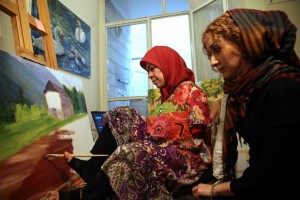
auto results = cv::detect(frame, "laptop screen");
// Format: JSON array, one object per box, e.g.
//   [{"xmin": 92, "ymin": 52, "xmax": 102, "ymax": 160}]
[{"xmin": 91, "ymin": 111, "xmax": 106, "ymax": 135}]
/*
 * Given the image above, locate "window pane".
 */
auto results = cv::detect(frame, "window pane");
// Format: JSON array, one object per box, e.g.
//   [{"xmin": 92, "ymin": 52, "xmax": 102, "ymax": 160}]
[
  {"xmin": 166, "ymin": 0, "xmax": 189, "ymax": 13},
  {"xmin": 151, "ymin": 15, "xmax": 192, "ymax": 69},
  {"xmin": 106, "ymin": 23, "xmax": 148, "ymax": 98},
  {"xmin": 105, "ymin": 0, "xmax": 162, "ymax": 23}
]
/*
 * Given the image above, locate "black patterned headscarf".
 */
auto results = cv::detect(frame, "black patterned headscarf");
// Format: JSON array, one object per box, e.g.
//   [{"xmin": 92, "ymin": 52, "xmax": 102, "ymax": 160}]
[
  {"xmin": 102, "ymin": 106, "xmax": 146, "ymax": 146},
  {"xmin": 207, "ymin": 9, "xmax": 300, "ymax": 180}
]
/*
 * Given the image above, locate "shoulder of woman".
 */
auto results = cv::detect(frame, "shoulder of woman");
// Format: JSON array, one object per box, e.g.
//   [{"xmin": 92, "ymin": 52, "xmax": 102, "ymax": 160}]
[
  {"xmin": 177, "ymin": 80, "xmax": 197, "ymax": 88},
  {"xmin": 264, "ymin": 77, "xmax": 300, "ymax": 96},
  {"xmin": 253, "ymin": 77, "xmax": 300, "ymax": 110}
]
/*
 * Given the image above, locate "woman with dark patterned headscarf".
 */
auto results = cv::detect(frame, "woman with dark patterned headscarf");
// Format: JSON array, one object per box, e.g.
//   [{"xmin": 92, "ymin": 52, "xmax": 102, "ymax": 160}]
[{"xmin": 192, "ymin": 9, "xmax": 300, "ymax": 200}]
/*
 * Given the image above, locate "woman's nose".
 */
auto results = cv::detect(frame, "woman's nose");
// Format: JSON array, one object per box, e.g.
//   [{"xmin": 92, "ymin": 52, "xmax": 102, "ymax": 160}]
[
  {"xmin": 148, "ymin": 71, "xmax": 153, "ymax": 78},
  {"xmin": 210, "ymin": 55, "xmax": 219, "ymax": 67}
]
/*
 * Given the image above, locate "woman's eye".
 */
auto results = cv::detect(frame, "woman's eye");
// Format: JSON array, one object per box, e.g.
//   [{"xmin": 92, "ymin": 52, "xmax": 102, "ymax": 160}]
[
  {"xmin": 207, "ymin": 53, "xmax": 212, "ymax": 60},
  {"xmin": 146, "ymin": 67, "xmax": 156, "ymax": 73},
  {"xmin": 212, "ymin": 46, "xmax": 221, "ymax": 54}
]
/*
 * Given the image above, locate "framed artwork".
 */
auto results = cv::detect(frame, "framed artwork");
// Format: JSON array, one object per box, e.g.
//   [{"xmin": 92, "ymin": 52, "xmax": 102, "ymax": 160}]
[
  {"xmin": 31, "ymin": 0, "xmax": 91, "ymax": 78},
  {"xmin": 0, "ymin": 50, "xmax": 94, "ymax": 200}
]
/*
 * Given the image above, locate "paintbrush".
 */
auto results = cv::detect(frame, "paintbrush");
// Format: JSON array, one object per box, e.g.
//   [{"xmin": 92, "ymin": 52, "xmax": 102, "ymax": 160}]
[{"xmin": 44, "ymin": 153, "xmax": 109, "ymax": 159}]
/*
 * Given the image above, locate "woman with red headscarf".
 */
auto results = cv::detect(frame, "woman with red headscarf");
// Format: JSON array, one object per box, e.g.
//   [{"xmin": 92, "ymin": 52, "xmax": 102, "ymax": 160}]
[{"xmin": 100, "ymin": 46, "xmax": 212, "ymax": 199}]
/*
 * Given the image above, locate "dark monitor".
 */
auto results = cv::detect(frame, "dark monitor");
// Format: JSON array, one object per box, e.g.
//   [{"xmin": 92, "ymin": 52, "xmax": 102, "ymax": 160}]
[{"xmin": 91, "ymin": 111, "xmax": 106, "ymax": 135}]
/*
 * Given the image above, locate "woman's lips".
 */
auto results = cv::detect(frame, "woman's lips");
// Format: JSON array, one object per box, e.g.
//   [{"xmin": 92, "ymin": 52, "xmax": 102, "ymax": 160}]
[
  {"xmin": 218, "ymin": 67, "xmax": 224, "ymax": 74},
  {"xmin": 152, "ymin": 79, "xmax": 158, "ymax": 84}
]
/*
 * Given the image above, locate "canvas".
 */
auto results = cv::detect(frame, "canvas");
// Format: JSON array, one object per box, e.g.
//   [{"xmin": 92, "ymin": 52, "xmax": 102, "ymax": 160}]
[
  {"xmin": 31, "ymin": 0, "xmax": 91, "ymax": 78},
  {"xmin": 0, "ymin": 50, "xmax": 94, "ymax": 200}
]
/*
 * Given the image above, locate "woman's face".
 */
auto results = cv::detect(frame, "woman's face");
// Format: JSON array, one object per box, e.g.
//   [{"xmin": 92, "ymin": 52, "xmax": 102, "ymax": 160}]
[
  {"xmin": 145, "ymin": 63, "xmax": 165, "ymax": 88},
  {"xmin": 204, "ymin": 34, "xmax": 242, "ymax": 80}
]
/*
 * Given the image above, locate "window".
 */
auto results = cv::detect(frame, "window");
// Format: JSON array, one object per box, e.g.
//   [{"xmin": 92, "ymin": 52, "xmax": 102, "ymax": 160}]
[
  {"xmin": 106, "ymin": 23, "xmax": 148, "ymax": 98},
  {"xmin": 106, "ymin": 23, "xmax": 149, "ymax": 116},
  {"xmin": 105, "ymin": 0, "xmax": 190, "ymax": 116}
]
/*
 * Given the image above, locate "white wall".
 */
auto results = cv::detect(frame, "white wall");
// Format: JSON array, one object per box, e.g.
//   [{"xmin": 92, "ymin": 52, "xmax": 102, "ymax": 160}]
[
  {"xmin": 244, "ymin": 0, "xmax": 265, "ymax": 9},
  {"xmin": 265, "ymin": 0, "xmax": 300, "ymax": 55},
  {"xmin": 0, "ymin": 11, "xmax": 15, "ymax": 54}
]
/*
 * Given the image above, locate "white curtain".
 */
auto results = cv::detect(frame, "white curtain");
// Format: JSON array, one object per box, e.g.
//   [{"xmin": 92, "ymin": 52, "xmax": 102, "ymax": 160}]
[
  {"xmin": 192, "ymin": 0, "xmax": 223, "ymax": 81},
  {"xmin": 191, "ymin": 0, "xmax": 245, "ymax": 82}
]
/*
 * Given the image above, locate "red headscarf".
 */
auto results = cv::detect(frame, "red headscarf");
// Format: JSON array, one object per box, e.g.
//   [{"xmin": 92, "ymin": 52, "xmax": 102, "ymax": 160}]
[{"xmin": 140, "ymin": 46, "xmax": 195, "ymax": 102}]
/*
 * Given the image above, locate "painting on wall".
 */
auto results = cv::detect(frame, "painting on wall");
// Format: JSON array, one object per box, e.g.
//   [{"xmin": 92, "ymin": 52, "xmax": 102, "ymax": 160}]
[
  {"xmin": 31, "ymin": 0, "xmax": 91, "ymax": 78},
  {"xmin": 0, "ymin": 50, "xmax": 94, "ymax": 200}
]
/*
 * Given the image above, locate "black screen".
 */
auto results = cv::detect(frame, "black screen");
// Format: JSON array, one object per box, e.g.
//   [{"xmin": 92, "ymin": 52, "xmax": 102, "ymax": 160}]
[{"xmin": 91, "ymin": 111, "xmax": 106, "ymax": 135}]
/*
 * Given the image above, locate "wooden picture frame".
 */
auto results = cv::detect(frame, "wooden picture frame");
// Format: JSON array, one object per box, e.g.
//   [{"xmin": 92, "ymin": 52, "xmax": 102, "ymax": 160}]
[{"xmin": 0, "ymin": 0, "xmax": 58, "ymax": 69}]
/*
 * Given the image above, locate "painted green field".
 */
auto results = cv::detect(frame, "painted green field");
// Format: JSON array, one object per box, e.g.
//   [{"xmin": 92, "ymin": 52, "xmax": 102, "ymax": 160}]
[{"xmin": 0, "ymin": 113, "xmax": 85, "ymax": 162}]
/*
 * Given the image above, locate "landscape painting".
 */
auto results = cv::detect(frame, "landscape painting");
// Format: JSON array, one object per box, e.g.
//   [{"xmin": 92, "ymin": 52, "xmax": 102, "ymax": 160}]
[
  {"xmin": 31, "ymin": 0, "xmax": 91, "ymax": 78},
  {"xmin": 0, "ymin": 50, "xmax": 94, "ymax": 200}
]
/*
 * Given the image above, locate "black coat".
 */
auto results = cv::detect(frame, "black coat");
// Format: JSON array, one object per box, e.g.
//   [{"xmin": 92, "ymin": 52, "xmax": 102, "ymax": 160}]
[{"xmin": 231, "ymin": 77, "xmax": 300, "ymax": 199}]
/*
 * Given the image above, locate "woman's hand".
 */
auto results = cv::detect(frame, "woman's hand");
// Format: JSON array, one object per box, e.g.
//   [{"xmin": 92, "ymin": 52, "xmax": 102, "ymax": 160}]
[
  {"xmin": 46, "ymin": 190, "xmax": 59, "ymax": 200},
  {"xmin": 193, "ymin": 181, "xmax": 233, "ymax": 199},
  {"xmin": 64, "ymin": 151, "xmax": 73, "ymax": 163},
  {"xmin": 209, "ymin": 98, "xmax": 222, "ymax": 146},
  {"xmin": 192, "ymin": 183, "xmax": 212, "ymax": 199},
  {"xmin": 209, "ymin": 98, "xmax": 221, "ymax": 126}
]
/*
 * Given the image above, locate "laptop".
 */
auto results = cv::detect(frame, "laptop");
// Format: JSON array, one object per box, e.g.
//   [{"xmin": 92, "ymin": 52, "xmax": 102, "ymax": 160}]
[{"xmin": 91, "ymin": 111, "xmax": 106, "ymax": 135}]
